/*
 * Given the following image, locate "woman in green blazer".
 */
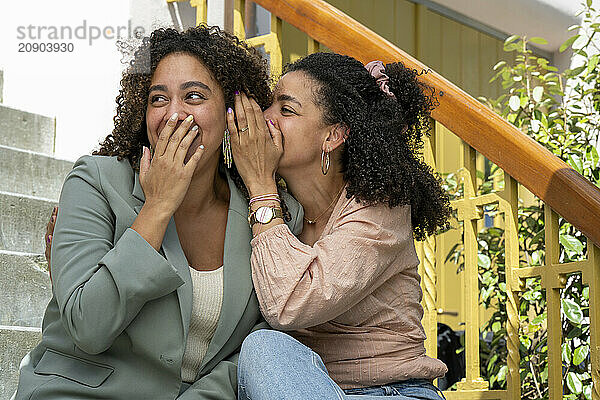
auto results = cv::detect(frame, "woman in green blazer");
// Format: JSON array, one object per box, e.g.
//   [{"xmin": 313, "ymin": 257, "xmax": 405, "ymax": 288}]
[{"xmin": 14, "ymin": 26, "xmax": 301, "ymax": 400}]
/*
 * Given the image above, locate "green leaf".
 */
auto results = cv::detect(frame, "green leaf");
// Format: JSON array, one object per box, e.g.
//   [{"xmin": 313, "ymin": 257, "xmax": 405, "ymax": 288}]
[
  {"xmin": 492, "ymin": 321, "xmax": 501, "ymax": 332},
  {"xmin": 573, "ymin": 344, "xmax": 589, "ymax": 365},
  {"xmin": 563, "ymin": 341, "xmax": 572, "ymax": 363},
  {"xmin": 567, "ymin": 65, "xmax": 587, "ymax": 77},
  {"xmin": 562, "ymin": 297, "xmax": 584, "ymax": 325},
  {"xmin": 520, "ymin": 96, "xmax": 529, "ymax": 107},
  {"xmin": 541, "ymin": 365, "xmax": 548, "ymax": 381},
  {"xmin": 568, "ymin": 154, "xmax": 584, "ymax": 173},
  {"xmin": 497, "ymin": 365, "xmax": 508, "ymax": 383},
  {"xmin": 567, "ymin": 372, "xmax": 583, "ymax": 394},
  {"xmin": 520, "ymin": 335, "xmax": 531, "ymax": 349},
  {"xmin": 478, "ymin": 253, "xmax": 491, "ymax": 269},
  {"xmin": 584, "ymin": 384, "xmax": 592, "ymax": 400},
  {"xmin": 509, "ymin": 96, "xmax": 521, "ymax": 111},
  {"xmin": 493, "ymin": 61, "xmax": 506, "ymax": 71},
  {"xmin": 531, "ymin": 311, "xmax": 547, "ymax": 325},
  {"xmin": 529, "ymin": 37, "xmax": 548, "ymax": 45},
  {"xmin": 487, "ymin": 353, "xmax": 498, "ymax": 372},
  {"xmin": 504, "ymin": 34, "xmax": 520, "ymax": 46},
  {"xmin": 588, "ymin": 54, "xmax": 599, "ymax": 74},
  {"xmin": 586, "ymin": 146, "xmax": 599, "ymax": 168},
  {"xmin": 560, "ymin": 233, "xmax": 584, "ymax": 254},
  {"xmin": 560, "ymin": 35, "xmax": 580, "ymax": 52},
  {"xmin": 532, "ymin": 86, "xmax": 544, "ymax": 102}
]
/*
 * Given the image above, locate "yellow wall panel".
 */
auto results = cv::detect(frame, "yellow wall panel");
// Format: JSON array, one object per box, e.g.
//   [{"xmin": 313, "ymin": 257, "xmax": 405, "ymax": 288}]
[
  {"xmin": 394, "ymin": 1, "xmax": 416, "ymax": 56},
  {"xmin": 440, "ymin": 16, "xmax": 462, "ymax": 89},
  {"xmin": 479, "ymin": 33, "xmax": 500, "ymax": 101},
  {"xmin": 460, "ymin": 25, "xmax": 480, "ymax": 96},
  {"xmin": 281, "ymin": 20, "xmax": 309, "ymax": 68}
]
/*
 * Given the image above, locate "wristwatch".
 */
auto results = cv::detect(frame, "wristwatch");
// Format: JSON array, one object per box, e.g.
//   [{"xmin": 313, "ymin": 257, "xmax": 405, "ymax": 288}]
[{"xmin": 248, "ymin": 206, "xmax": 284, "ymax": 227}]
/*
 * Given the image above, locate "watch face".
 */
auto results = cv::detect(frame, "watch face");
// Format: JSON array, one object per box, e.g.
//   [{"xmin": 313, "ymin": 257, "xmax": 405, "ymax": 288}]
[{"xmin": 256, "ymin": 207, "xmax": 274, "ymax": 223}]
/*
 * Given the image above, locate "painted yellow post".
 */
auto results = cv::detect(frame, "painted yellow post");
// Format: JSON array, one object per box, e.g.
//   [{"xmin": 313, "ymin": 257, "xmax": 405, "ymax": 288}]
[
  {"xmin": 543, "ymin": 207, "xmax": 566, "ymax": 400},
  {"xmin": 307, "ymin": 37, "xmax": 319, "ymax": 54},
  {"xmin": 499, "ymin": 173, "xmax": 522, "ymax": 399},
  {"xmin": 233, "ymin": 0, "xmax": 245, "ymax": 39},
  {"xmin": 455, "ymin": 143, "xmax": 489, "ymax": 391},
  {"xmin": 418, "ymin": 132, "xmax": 439, "ymax": 359},
  {"xmin": 268, "ymin": 14, "xmax": 282, "ymax": 79},
  {"xmin": 189, "ymin": 0, "xmax": 207, "ymax": 25},
  {"xmin": 246, "ymin": 14, "xmax": 282, "ymax": 80},
  {"xmin": 582, "ymin": 243, "xmax": 600, "ymax": 400}
]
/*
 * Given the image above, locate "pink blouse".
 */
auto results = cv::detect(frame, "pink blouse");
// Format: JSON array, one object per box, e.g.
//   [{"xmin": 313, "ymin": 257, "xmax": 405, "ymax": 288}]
[{"xmin": 250, "ymin": 187, "xmax": 448, "ymax": 389}]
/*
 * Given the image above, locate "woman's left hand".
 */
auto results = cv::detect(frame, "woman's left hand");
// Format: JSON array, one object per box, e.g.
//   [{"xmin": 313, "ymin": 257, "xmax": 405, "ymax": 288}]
[{"xmin": 227, "ymin": 92, "xmax": 282, "ymax": 194}]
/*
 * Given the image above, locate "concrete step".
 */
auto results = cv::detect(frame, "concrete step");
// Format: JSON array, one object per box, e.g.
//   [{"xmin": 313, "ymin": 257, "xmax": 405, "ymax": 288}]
[
  {"xmin": 0, "ymin": 192, "xmax": 56, "ymax": 254},
  {"xmin": 0, "ymin": 326, "xmax": 42, "ymax": 400},
  {"xmin": 0, "ymin": 104, "xmax": 55, "ymax": 156},
  {"xmin": 0, "ymin": 250, "xmax": 51, "ymax": 328},
  {"xmin": 0, "ymin": 145, "xmax": 72, "ymax": 201}
]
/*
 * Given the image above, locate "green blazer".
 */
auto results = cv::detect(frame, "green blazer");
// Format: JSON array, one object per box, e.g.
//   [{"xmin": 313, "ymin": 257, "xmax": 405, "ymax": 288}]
[{"xmin": 14, "ymin": 155, "xmax": 302, "ymax": 400}]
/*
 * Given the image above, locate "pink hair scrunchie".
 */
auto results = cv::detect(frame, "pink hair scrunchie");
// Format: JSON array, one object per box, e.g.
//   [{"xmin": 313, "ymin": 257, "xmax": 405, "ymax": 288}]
[{"xmin": 365, "ymin": 60, "xmax": 396, "ymax": 99}]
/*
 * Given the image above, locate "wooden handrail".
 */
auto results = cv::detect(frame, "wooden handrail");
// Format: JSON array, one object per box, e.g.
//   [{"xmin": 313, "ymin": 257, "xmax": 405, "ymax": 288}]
[{"xmin": 253, "ymin": 0, "xmax": 600, "ymax": 247}]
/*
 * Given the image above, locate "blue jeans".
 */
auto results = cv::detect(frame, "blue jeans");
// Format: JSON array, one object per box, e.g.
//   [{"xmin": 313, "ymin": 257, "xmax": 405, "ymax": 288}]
[{"xmin": 238, "ymin": 330, "xmax": 446, "ymax": 400}]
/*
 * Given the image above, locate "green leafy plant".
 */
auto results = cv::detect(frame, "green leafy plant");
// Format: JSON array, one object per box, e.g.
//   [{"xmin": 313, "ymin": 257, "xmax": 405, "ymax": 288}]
[{"xmin": 445, "ymin": 2, "xmax": 599, "ymax": 398}]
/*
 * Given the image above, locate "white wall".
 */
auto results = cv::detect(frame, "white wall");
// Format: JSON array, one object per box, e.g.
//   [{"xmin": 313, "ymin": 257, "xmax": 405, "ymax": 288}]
[{"xmin": 0, "ymin": 0, "xmax": 174, "ymax": 162}]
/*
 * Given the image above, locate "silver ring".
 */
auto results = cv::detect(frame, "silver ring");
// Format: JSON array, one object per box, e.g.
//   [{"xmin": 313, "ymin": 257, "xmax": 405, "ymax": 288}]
[{"xmin": 240, "ymin": 126, "xmax": 249, "ymax": 133}]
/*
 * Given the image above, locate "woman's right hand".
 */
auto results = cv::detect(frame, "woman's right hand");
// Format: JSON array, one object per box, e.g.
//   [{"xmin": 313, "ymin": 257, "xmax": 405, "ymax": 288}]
[
  {"xmin": 139, "ymin": 113, "xmax": 204, "ymax": 217},
  {"xmin": 131, "ymin": 113, "xmax": 205, "ymax": 251}
]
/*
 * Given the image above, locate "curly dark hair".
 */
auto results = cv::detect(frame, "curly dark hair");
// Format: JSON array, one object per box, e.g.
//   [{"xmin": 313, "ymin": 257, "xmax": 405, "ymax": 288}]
[
  {"xmin": 92, "ymin": 25, "xmax": 272, "ymax": 204},
  {"xmin": 284, "ymin": 52, "xmax": 451, "ymax": 240}
]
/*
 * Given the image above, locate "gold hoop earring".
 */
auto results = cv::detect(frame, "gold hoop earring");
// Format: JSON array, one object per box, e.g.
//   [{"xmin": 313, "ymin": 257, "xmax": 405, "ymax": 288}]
[
  {"xmin": 321, "ymin": 150, "xmax": 330, "ymax": 175},
  {"xmin": 223, "ymin": 129, "xmax": 232, "ymax": 168}
]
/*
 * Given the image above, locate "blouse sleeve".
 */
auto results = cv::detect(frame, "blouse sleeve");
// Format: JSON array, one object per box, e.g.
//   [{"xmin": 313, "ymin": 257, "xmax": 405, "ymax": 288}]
[{"xmin": 250, "ymin": 199, "xmax": 418, "ymax": 330}]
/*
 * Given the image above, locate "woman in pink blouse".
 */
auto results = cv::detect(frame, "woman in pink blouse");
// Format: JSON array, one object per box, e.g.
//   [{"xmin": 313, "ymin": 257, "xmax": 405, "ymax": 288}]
[{"xmin": 228, "ymin": 52, "xmax": 451, "ymax": 399}]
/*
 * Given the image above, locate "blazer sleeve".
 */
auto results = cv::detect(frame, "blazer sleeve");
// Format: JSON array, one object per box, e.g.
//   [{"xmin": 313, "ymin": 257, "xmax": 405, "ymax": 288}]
[
  {"xmin": 50, "ymin": 156, "xmax": 185, "ymax": 354},
  {"xmin": 250, "ymin": 200, "xmax": 418, "ymax": 330}
]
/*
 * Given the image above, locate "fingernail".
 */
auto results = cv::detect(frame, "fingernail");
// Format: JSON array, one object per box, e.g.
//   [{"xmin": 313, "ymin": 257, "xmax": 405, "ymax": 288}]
[
  {"xmin": 234, "ymin": 91, "xmax": 239, "ymax": 95},
  {"xmin": 191, "ymin": 125, "xmax": 199, "ymax": 131},
  {"xmin": 199, "ymin": 144, "xmax": 205, "ymax": 149},
  {"xmin": 184, "ymin": 114, "xmax": 194, "ymax": 122},
  {"xmin": 169, "ymin": 112, "xmax": 178, "ymax": 121},
  {"xmin": 227, "ymin": 107, "xmax": 233, "ymax": 114}
]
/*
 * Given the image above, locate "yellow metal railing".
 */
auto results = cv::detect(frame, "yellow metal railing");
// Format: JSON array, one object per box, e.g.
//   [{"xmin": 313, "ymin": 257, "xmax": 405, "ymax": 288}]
[
  {"xmin": 237, "ymin": 7, "xmax": 282, "ymax": 80},
  {"xmin": 177, "ymin": 1, "xmax": 600, "ymax": 398}
]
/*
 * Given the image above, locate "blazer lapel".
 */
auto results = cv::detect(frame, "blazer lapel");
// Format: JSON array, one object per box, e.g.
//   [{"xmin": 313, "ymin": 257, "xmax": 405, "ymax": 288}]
[
  {"xmin": 199, "ymin": 173, "xmax": 253, "ymax": 371},
  {"xmin": 131, "ymin": 171, "xmax": 193, "ymax": 338}
]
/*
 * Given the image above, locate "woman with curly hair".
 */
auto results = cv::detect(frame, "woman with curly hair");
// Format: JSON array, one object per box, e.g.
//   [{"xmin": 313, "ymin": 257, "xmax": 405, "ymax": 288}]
[
  {"xmin": 13, "ymin": 25, "xmax": 302, "ymax": 400},
  {"xmin": 228, "ymin": 52, "xmax": 451, "ymax": 399}
]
